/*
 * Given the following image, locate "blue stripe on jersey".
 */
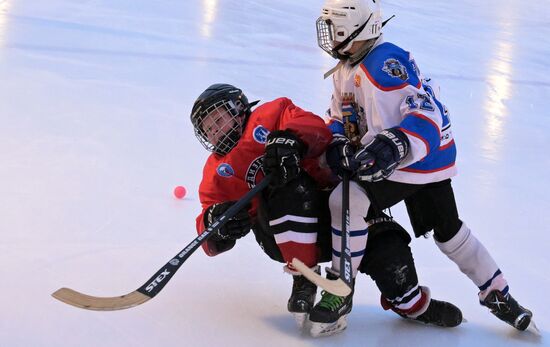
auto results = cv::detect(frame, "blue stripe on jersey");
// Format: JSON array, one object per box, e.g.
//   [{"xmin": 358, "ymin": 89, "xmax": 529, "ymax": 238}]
[
  {"xmin": 400, "ymin": 113, "xmax": 440, "ymax": 153},
  {"xmin": 361, "ymin": 42, "xmax": 420, "ymax": 90},
  {"xmin": 402, "ymin": 140, "xmax": 456, "ymax": 172},
  {"xmin": 332, "ymin": 228, "xmax": 368, "ymax": 237},
  {"xmin": 327, "ymin": 119, "xmax": 344, "ymax": 135},
  {"xmin": 332, "ymin": 249, "xmax": 365, "ymax": 258}
]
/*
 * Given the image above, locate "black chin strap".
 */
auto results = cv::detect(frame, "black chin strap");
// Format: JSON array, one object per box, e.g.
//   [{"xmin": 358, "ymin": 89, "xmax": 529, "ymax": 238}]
[{"xmin": 331, "ymin": 12, "xmax": 373, "ymax": 58}]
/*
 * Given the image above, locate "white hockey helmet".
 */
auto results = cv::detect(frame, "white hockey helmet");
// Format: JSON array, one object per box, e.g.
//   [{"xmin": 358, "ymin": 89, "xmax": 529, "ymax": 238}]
[{"xmin": 317, "ymin": 0, "xmax": 382, "ymax": 59}]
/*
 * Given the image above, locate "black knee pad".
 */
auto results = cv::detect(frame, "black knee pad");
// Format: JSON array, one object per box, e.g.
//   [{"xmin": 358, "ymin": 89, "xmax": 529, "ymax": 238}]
[{"xmin": 358, "ymin": 227, "xmax": 418, "ymax": 299}]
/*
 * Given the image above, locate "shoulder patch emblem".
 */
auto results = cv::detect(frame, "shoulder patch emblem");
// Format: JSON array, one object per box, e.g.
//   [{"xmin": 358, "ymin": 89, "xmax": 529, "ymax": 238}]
[
  {"xmin": 354, "ymin": 74, "xmax": 361, "ymax": 87},
  {"xmin": 253, "ymin": 125, "xmax": 270, "ymax": 144},
  {"xmin": 216, "ymin": 163, "xmax": 235, "ymax": 177},
  {"xmin": 382, "ymin": 58, "xmax": 409, "ymax": 81}
]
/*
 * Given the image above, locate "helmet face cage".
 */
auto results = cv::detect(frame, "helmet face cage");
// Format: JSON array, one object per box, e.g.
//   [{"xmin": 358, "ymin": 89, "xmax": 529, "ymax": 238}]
[
  {"xmin": 316, "ymin": 17, "xmax": 339, "ymax": 59},
  {"xmin": 192, "ymin": 98, "xmax": 246, "ymax": 156}
]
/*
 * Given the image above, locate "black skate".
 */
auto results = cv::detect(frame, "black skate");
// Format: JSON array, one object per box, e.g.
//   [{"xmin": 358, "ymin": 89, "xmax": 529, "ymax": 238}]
[
  {"xmin": 287, "ymin": 267, "xmax": 319, "ymax": 329},
  {"xmin": 383, "ymin": 286, "xmax": 463, "ymax": 328},
  {"xmin": 482, "ymin": 290, "xmax": 535, "ymax": 332},
  {"xmin": 308, "ymin": 271, "xmax": 353, "ymax": 337},
  {"xmin": 411, "ymin": 298, "xmax": 463, "ymax": 327}
]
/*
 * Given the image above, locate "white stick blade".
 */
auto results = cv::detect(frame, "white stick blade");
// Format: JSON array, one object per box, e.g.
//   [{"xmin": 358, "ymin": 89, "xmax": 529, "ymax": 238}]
[
  {"xmin": 52, "ymin": 288, "xmax": 150, "ymax": 311},
  {"xmin": 291, "ymin": 258, "xmax": 352, "ymax": 296}
]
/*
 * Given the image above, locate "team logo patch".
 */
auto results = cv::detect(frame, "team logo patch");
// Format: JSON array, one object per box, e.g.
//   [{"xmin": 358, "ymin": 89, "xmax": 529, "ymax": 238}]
[
  {"xmin": 253, "ymin": 125, "xmax": 270, "ymax": 144},
  {"xmin": 382, "ymin": 58, "xmax": 409, "ymax": 81},
  {"xmin": 246, "ymin": 156, "xmax": 264, "ymax": 188},
  {"xmin": 354, "ymin": 74, "xmax": 361, "ymax": 87},
  {"xmin": 217, "ymin": 163, "xmax": 235, "ymax": 177}
]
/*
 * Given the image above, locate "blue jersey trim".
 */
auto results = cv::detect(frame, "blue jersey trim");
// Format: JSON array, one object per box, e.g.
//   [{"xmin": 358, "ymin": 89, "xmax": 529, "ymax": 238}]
[
  {"xmin": 327, "ymin": 119, "xmax": 344, "ymax": 135},
  {"xmin": 361, "ymin": 42, "xmax": 421, "ymax": 90},
  {"xmin": 400, "ymin": 113, "xmax": 440, "ymax": 154},
  {"xmin": 402, "ymin": 140, "xmax": 456, "ymax": 172}
]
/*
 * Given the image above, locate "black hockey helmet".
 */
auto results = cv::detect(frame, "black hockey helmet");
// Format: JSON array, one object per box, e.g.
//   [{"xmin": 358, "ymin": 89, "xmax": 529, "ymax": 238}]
[{"xmin": 191, "ymin": 83, "xmax": 259, "ymax": 156}]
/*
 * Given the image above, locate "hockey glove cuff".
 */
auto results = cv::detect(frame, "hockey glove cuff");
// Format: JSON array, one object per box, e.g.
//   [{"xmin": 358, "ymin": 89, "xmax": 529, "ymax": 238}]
[
  {"xmin": 205, "ymin": 201, "xmax": 252, "ymax": 241},
  {"xmin": 264, "ymin": 130, "xmax": 305, "ymax": 187},
  {"xmin": 325, "ymin": 133, "xmax": 358, "ymax": 179},
  {"xmin": 353, "ymin": 127, "xmax": 409, "ymax": 182}
]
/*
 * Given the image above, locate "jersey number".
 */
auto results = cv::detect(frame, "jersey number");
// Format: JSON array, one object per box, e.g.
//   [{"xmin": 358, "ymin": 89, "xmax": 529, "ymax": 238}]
[{"xmin": 405, "ymin": 93, "xmax": 434, "ymax": 112}]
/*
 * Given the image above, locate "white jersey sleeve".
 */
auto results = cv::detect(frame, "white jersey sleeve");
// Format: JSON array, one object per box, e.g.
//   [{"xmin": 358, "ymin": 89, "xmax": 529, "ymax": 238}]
[{"xmin": 329, "ymin": 39, "xmax": 457, "ymax": 184}]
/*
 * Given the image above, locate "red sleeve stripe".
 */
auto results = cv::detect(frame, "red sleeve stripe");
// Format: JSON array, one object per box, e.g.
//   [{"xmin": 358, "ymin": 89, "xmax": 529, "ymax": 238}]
[
  {"xmin": 439, "ymin": 139, "xmax": 455, "ymax": 151},
  {"xmin": 398, "ymin": 162, "xmax": 455, "ymax": 173},
  {"xmin": 400, "ymin": 127, "xmax": 430, "ymax": 156}
]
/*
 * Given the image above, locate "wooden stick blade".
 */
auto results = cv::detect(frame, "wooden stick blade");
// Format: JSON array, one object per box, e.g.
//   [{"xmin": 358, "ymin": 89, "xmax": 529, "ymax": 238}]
[
  {"xmin": 291, "ymin": 258, "xmax": 352, "ymax": 296},
  {"xmin": 52, "ymin": 288, "xmax": 151, "ymax": 311}
]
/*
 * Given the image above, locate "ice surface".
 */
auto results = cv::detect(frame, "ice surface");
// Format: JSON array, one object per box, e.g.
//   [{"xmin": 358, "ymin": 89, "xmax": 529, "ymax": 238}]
[{"xmin": 0, "ymin": 0, "xmax": 548, "ymax": 346}]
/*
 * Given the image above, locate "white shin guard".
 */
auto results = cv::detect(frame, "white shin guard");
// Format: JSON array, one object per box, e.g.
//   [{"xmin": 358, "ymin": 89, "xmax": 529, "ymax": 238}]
[
  {"xmin": 329, "ymin": 181, "xmax": 370, "ymax": 277},
  {"xmin": 435, "ymin": 222, "xmax": 508, "ymax": 300}
]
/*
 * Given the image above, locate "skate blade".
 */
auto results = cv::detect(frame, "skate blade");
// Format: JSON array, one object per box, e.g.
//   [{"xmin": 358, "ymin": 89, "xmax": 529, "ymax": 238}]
[
  {"xmin": 309, "ymin": 315, "xmax": 348, "ymax": 337},
  {"xmin": 292, "ymin": 312, "xmax": 307, "ymax": 329},
  {"xmin": 526, "ymin": 320, "xmax": 540, "ymax": 336}
]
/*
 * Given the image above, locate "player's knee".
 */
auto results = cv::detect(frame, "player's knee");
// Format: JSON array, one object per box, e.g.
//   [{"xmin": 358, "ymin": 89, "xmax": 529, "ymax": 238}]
[
  {"xmin": 433, "ymin": 219, "xmax": 463, "ymax": 243},
  {"xmin": 358, "ymin": 225, "xmax": 418, "ymax": 298},
  {"xmin": 360, "ymin": 228, "xmax": 412, "ymax": 275}
]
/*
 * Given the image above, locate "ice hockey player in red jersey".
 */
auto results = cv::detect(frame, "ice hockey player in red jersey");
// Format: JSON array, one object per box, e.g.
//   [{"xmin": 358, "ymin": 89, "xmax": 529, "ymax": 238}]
[
  {"xmin": 311, "ymin": 0, "xmax": 535, "ymax": 336},
  {"xmin": 191, "ymin": 83, "xmax": 335, "ymax": 328}
]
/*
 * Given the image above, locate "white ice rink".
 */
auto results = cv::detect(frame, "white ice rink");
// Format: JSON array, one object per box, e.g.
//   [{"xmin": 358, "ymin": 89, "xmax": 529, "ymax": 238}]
[{"xmin": 0, "ymin": 0, "xmax": 548, "ymax": 346}]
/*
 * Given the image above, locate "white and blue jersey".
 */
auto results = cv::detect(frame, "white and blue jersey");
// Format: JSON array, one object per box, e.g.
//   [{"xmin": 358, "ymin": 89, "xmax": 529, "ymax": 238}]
[{"xmin": 327, "ymin": 36, "xmax": 457, "ymax": 184}]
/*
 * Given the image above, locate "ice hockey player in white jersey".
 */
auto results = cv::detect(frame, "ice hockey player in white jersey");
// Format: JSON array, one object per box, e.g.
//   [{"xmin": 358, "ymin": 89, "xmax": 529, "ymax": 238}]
[{"xmin": 308, "ymin": 0, "xmax": 535, "ymax": 337}]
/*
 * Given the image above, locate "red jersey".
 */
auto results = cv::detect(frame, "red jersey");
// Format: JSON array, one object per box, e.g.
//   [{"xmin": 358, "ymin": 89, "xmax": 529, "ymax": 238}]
[{"xmin": 195, "ymin": 97, "xmax": 332, "ymax": 256}]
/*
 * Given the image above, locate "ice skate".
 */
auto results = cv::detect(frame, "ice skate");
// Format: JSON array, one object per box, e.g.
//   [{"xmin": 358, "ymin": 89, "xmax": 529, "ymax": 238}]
[
  {"xmin": 383, "ymin": 286, "xmax": 463, "ymax": 328},
  {"xmin": 287, "ymin": 266, "xmax": 319, "ymax": 329},
  {"xmin": 308, "ymin": 272, "xmax": 353, "ymax": 337},
  {"xmin": 408, "ymin": 298, "xmax": 463, "ymax": 327},
  {"xmin": 482, "ymin": 290, "xmax": 538, "ymax": 334}
]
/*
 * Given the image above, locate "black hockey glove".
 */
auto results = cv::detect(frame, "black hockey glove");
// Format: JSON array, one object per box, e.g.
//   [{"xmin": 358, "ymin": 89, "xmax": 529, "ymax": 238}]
[
  {"xmin": 353, "ymin": 127, "xmax": 410, "ymax": 182},
  {"xmin": 263, "ymin": 130, "xmax": 305, "ymax": 187},
  {"xmin": 204, "ymin": 201, "xmax": 252, "ymax": 241},
  {"xmin": 325, "ymin": 133, "xmax": 359, "ymax": 179}
]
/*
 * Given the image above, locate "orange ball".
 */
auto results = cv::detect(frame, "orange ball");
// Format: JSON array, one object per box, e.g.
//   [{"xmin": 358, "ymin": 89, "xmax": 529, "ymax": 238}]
[{"xmin": 174, "ymin": 185, "xmax": 186, "ymax": 199}]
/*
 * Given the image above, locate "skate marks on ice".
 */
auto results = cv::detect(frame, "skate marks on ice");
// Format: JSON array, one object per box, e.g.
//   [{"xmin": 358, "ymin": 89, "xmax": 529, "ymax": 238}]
[{"xmin": 262, "ymin": 303, "xmax": 543, "ymax": 345}]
